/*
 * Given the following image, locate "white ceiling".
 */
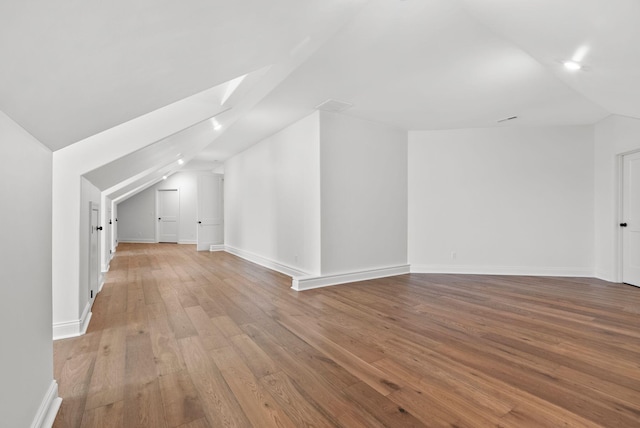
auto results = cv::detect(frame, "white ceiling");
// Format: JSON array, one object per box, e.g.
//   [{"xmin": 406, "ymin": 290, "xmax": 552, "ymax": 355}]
[{"xmin": 2, "ymin": 0, "xmax": 638, "ymax": 200}]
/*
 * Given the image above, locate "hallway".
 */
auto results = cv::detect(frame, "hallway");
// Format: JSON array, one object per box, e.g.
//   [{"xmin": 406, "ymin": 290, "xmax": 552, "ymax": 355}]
[{"xmin": 53, "ymin": 243, "xmax": 640, "ymax": 427}]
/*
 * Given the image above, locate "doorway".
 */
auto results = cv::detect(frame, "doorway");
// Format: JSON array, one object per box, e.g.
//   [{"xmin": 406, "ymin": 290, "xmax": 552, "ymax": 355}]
[
  {"xmin": 621, "ymin": 151, "xmax": 640, "ymax": 287},
  {"xmin": 157, "ymin": 189, "xmax": 179, "ymax": 243}
]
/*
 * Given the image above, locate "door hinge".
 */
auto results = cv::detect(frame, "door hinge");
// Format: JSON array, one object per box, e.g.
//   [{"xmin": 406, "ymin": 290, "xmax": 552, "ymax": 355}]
[{"xmin": 90, "ymin": 290, "xmax": 93, "ymax": 299}]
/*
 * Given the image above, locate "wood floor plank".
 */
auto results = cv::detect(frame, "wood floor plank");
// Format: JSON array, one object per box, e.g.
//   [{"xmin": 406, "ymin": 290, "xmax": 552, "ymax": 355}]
[
  {"xmin": 210, "ymin": 346, "xmax": 296, "ymax": 428},
  {"xmin": 158, "ymin": 370, "xmax": 206, "ymax": 428},
  {"xmin": 55, "ymin": 243, "xmax": 640, "ymax": 427},
  {"xmin": 83, "ymin": 327, "xmax": 126, "ymax": 410},
  {"xmin": 79, "ymin": 401, "xmax": 124, "ymax": 428}
]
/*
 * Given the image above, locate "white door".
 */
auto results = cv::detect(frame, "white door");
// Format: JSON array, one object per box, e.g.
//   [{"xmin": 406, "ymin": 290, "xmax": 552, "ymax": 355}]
[
  {"xmin": 622, "ymin": 151, "xmax": 640, "ymax": 287},
  {"xmin": 197, "ymin": 174, "xmax": 224, "ymax": 251},
  {"xmin": 158, "ymin": 189, "xmax": 179, "ymax": 243},
  {"xmin": 89, "ymin": 202, "xmax": 100, "ymax": 302},
  {"xmin": 106, "ymin": 206, "xmax": 112, "ymax": 261}
]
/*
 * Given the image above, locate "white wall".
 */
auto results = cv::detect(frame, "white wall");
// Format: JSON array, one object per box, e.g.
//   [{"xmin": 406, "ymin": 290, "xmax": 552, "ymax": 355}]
[
  {"xmin": 0, "ymin": 112, "xmax": 58, "ymax": 426},
  {"xmin": 594, "ymin": 114, "xmax": 640, "ymax": 281},
  {"xmin": 319, "ymin": 112, "xmax": 408, "ymax": 274},
  {"xmin": 117, "ymin": 171, "xmax": 199, "ymax": 244},
  {"xmin": 225, "ymin": 112, "xmax": 321, "ymax": 275},
  {"xmin": 409, "ymin": 126, "xmax": 594, "ymax": 275},
  {"xmin": 117, "ymin": 185, "xmax": 157, "ymax": 242}
]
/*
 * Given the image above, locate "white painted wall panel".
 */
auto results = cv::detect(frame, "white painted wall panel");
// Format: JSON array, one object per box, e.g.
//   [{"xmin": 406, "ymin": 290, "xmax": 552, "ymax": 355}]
[
  {"xmin": 409, "ymin": 126, "xmax": 594, "ymax": 275},
  {"xmin": 225, "ymin": 112, "xmax": 321, "ymax": 275},
  {"xmin": 0, "ymin": 111, "xmax": 55, "ymax": 427},
  {"xmin": 319, "ymin": 112, "xmax": 408, "ymax": 275}
]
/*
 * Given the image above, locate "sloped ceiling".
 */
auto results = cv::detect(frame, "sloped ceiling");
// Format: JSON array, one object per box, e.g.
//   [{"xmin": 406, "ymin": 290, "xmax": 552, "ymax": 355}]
[
  {"xmin": 0, "ymin": 0, "xmax": 368, "ymax": 150},
  {"xmin": 2, "ymin": 0, "xmax": 638, "ymax": 200}
]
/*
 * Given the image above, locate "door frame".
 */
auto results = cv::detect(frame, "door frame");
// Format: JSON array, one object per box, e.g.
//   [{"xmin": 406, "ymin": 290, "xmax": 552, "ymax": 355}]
[
  {"xmin": 616, "ymin": 149, "xmax": 640, "ymax": 283},
  {"xmin": 156, "ymin": 188, "xmax": 180, "ymax": 243}
]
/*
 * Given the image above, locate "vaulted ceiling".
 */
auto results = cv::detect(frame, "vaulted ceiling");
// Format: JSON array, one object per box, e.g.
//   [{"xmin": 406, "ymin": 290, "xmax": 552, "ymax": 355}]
[{"xmin": 2, "ymin": 0, "xmax": 638, "ymax": 198}]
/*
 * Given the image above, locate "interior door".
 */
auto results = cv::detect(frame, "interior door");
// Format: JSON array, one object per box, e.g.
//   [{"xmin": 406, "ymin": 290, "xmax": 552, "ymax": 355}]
[
  {"xmin": 158, "ymin": 189, "xmax": 179, "ymax": 243},
  {"xmin": 89, "ymin": 202, "xmax": 100, "ymax": 302},
  {"xmin": 197, "ymin": 174, "xmax": 224, "ymax": 251},
  {"xmin": 622, "ymin": 151, "xmax": 640, "ymax": 287},
  {"xmin": 106, "ymin": 206, "xmax": 112, "ymax": 262}
]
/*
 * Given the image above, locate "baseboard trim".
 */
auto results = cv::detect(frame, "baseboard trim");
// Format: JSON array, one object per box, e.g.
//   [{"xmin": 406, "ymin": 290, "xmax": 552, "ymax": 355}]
[
  {"xmin": 292, "ymin": 264, "xmax": 411, "ymax": 291},
  {"xmin": 31, "ymin": 380, "xmax": 62, "ymax": 428},
  {"xmin": 178, "ymin": 240, "xmax": 197, "ymax": 245},
  {"xmin": 53, "ymin": 301, "xmax": 93, "ymax": 340},
  {"xmin": 224, "ymin": 246, "xmax": 310, "ymax": 278},
  {"xmin": 594, "ymin": 270, "xmax": 616, "ymax": 283},
  {"xmin": 209, "ymin": 244, "xmax": 225, "ymax": 252},
  {"xmin": 410, "ymin": 264, "xmax": 594, "ymax": 277},
  {"xmin": 118, "ymin": 239, "xmax": 156, "ymax": 243}
]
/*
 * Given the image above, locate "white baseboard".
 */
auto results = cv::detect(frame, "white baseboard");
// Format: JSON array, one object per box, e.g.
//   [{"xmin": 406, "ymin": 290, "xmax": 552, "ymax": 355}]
[
  {"xmin": 594, "ymin": 269, "xmax": 617, "ymax": 283},
  {"xmin": 209, "ymin": 244, "xmax": 225, "ymax": 252},
  {"xmin": 292, "ymin": 264, "xmax": 411, "ymax": 291},
  {"xmin": 53, "ymin": 301, "xmax": 93, "ymax": 340},
  {"xmin": 410, "ymin": 264, "xmax": 594, "ymax": 277},
  {"xmin": 118, "ymin": 239, "xmax": 156, "ymax": 243},
  {"xmin": 178, "ymin": 240, "xmax": 197, "ymax": 245},
  {"xmin": 31, "ymin": 380, "xmax": 62, "ymax": 428},
  {"xmin": 224, "ymin": 245, "xmax": 309, "ymax": 278}
]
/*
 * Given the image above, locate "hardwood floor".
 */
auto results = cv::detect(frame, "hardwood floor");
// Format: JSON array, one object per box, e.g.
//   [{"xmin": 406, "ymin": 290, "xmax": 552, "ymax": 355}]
[{"xmin": 53, "ymin": 243, "xmax": 640, "ymax": 427}]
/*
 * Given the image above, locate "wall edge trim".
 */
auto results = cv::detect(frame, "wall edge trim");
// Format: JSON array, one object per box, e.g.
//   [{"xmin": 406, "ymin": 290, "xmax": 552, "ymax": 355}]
[
  {"xmin": 30, "ymin": 380, "xmax": 62, "ymax": 428},
  {"xmin": 292, "ymin": 264, "xmax": 411, "ymax": 291},
  {"xmin": 409, "ymin": 264, "xmax": 595, "ymax": 277},
  {"xmin": 53, "ymin": 301, "xmax": 92, "ymax": 340},
  {"xmin": 224, "ymin": 245, "xmax": 310, "ymax": 278}
]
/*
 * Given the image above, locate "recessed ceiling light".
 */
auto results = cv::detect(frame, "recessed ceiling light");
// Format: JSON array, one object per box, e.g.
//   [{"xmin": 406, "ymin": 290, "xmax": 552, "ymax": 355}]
[
  {"xmin": 162, "ymin": 175, "xmax": 168, "ymax": 180},
  {"xmin": 177, "ymin": 159, "xmax": 184, "ymax": 165},
  {"xmin": 563, "ymin": 61, "xmax": 582, "ymax": 71}
]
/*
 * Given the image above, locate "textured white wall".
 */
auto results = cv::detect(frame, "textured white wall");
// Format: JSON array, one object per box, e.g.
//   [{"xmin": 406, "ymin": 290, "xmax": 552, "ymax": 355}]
[
  {"xmin": 117, "ymin": 171, "xmax": 199, "ymax": 244},
  {"xmin": 409, "ymin": 126, "xmax": 594, "ymax": 275},
  {"xmin": 319, "ymin": 112, "xmax": 408, "ymax": 274},
  {"xmin": 594, "ymin": 114, "xmax": 640, "ymax": 281},
  {"xmin": 0, "ymin": 111, "xmax": 55, "ymax": 427},
  {"xmin": 225, "ymin": 112, "xmax": 321, "ymax": 275}
]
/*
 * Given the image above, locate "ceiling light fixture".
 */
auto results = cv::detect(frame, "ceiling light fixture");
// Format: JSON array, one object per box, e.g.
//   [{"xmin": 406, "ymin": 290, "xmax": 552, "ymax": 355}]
[
  {"xmin": 177, "ymin": 159, "xmax": 184, "ymax": 165},
  {"xmin": 162, "ymin": 175, "xmax": 168, "ymax": 180},
  {"xmin": 563, "ymin": 60, "xmax": 582, "ymax": 71}
]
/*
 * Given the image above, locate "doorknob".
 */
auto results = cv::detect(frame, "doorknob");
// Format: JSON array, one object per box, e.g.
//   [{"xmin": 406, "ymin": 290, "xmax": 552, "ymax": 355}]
[
  {"xmin": 97, "ymin": 226, "xmax": 103, "ymax": 231},
  {"xmin": 158, "ymin": 217, "xmax": 161, "ymax": 221},
  {"xmin": 198, "ymin": 221, "xmax": 202, "ymax": 224},
  {"xmin": 620, "ymin": 222, "xmax": 628, "ymax": 227}
]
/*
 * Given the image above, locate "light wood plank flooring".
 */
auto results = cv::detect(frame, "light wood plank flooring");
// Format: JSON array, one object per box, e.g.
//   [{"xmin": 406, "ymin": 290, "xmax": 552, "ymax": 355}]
[{"xmin": 53, "ymin": 243, "xmax": 640, "ymax": 427}]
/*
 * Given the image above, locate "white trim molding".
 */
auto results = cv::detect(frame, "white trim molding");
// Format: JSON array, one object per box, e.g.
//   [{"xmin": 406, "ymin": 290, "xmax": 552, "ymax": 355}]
[
  {"xmin": 410, "ymin": 264, "xmax": 594, "ymax": 277},
  {"xmin": 117, "ymin": 239, "xmax": 156, "ymax": 244},
  {"xmin": 178, "ymin": 240, "xmax": 197, "ymax": 245},
  {"xmin": 53, "ymin": 301, "xmax": 92, "ymax": 340},
  {"xmin": 31, "ymin": 380, "xmax": 62, "ymax": 428},
  {"xmin": 209, "ymin": 244, "xmax": 225, "ymax": 252},
  {"xmin": 224, "ymin": 245, "xmax": 309, "ymax": 278},
  {"xmin": 292, "ymin": 264, "xmax": 411, "ymax": 291}
]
